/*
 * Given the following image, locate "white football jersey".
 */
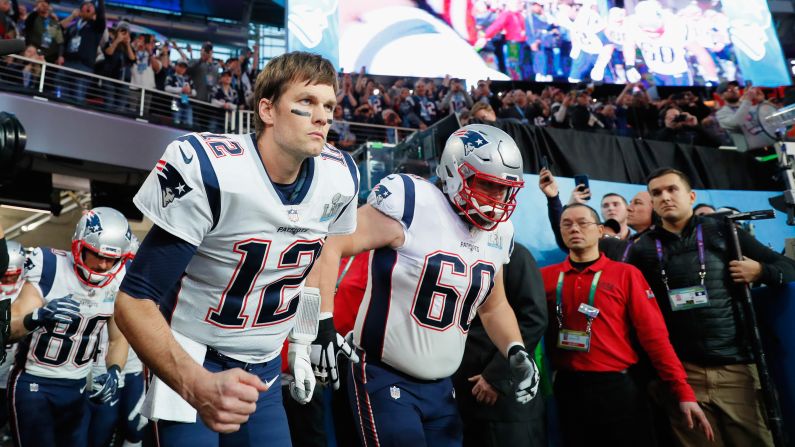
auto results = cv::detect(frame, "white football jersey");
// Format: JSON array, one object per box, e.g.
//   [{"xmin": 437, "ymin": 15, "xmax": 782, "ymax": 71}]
[
  {"xmin": 629, "ymin": 17, "xmax": 689, "ymax": 75},
  {"xmin": 134, "ymin": 132, "xmax": 359, "ymax": 363},
  {"xmin": 569, "ymin": 9, "xmax": 606, "ymax": 55},
  {"xmin": 353, "ymin": 175, "xmax": 513, "ymax": 380},
  {"xmin": 19, "ymin": 248, "xmax": 123, "ymax": 380}
]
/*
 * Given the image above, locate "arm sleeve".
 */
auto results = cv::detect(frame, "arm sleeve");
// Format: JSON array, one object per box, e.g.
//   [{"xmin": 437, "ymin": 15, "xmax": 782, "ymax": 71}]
[
  {"xmin": 0, "ymin": 238, "xmax": 7, "ymax": 275},
  {"xmin": 327, "ymin": 150, "xmax": 360, "ymax": 236},
  {"xmin": 133, "ymin": 136, "xmax": 216, "ymax": 246},
  {"xmin": 547, "ymin": 194, "xmax": 567, "ymax": 251},
  {"xmin": 626, "ymin": 266, "xmax": 696, "ymax": 402},
  {"xmin": 119, "ymin": 225, "xmax": 197, "ymax": 303},
  {"xmin": 737, "ymin": 228, "xmax": 795, "ymax": 286}
]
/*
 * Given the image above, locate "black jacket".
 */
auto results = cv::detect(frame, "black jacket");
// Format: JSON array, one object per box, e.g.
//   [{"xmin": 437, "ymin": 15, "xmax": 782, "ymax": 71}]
[
  {"xmin": 453, "ymin": 243, "xmax": 548, "ymax": 422},
  {"xmin": 625, "ymin": 215, "xmax": 795, "ymax": 366}
]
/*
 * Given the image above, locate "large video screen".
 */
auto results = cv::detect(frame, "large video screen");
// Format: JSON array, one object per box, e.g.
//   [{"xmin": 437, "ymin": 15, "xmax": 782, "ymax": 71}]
[{"xmin": 334, "ymin": 0, "xmax": 791, "ymax": 87}]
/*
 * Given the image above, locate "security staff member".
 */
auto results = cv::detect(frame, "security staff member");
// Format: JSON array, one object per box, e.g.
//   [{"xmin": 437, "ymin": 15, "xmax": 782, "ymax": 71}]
[
  {"xmin": 541, "ymin": 203, "xmax": 713, "ymax": 447},
  {"xmin": 625, "ymin": 168, "xmax": 795, "ymax": 447}
]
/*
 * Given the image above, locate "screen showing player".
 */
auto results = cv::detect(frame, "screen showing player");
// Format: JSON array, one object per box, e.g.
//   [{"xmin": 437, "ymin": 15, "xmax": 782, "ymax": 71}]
[{"xmin": 324, "ymin": 0, "xmax": 790, "ymax": 87}]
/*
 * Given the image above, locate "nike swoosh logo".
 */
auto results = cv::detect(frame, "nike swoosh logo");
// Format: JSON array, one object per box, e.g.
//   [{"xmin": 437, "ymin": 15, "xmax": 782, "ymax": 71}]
[
  {"xmin": 180, "ymin": 147, "xmax": 194, "ymax": 164},
  {"xmin": 264, "ymin": 375, "xmax": 279, "ymax": 389}
]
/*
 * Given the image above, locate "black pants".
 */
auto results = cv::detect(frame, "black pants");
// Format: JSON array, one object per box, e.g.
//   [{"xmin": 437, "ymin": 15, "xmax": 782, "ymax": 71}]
[
  {"xmin": 283, "ymin": 385, "xmax": 327, "ymax": 447},
  {"xmin": 554, "ymin": 370, "xmax": 655, "ymax": 447}
]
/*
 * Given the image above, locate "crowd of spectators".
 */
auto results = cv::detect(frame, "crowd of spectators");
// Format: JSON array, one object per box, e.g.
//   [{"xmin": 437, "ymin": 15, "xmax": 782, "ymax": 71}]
[
  {"xmin": 0, "ymin": 0, "xmax": 258, "ymax": 130},
  {"xmin": 0, "ymin": 0, "xmax": 787, "ymax": 149}
]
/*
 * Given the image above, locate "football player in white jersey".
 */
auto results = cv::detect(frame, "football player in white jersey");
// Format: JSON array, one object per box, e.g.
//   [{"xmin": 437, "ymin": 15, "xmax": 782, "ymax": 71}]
[
  {"xmin": 8, "ymin": 207, "xmax": 133, "ymax": 447},
  {"xmin": 0, "ymin": 240, "xmax": 26, "ymax": 429},
  {"xmin": 114, "ymin": 51, "xmax": 360, "ymax": 447},
  {"xmin": 313, "ymin": 124, "xmax": 540, "ymax": 446}
]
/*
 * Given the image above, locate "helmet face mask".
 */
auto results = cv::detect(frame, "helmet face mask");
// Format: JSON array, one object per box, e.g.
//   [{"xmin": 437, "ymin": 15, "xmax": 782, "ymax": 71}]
[
  {"xmin": 438, "ymin": 124, "xmax": 525, "ymax": 231},
  {"xmin": 71, "ymin": 207, "xmax": 133, "ymax": 288},
  {"xmin": 2, "ymin": 241, "xmax": 26, "ymax": 297}
]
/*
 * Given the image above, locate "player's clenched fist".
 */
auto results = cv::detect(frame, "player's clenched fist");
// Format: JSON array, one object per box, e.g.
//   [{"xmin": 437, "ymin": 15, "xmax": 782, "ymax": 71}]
[{"xmin": 188, "ymin": 368, "xmax": 269, "ymax": 433}]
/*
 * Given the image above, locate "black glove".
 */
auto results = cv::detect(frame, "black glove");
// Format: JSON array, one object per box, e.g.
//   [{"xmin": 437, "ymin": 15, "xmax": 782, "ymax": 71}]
[
  {"xmin": 89, "ymin": 365, "xmax": 122, "ymax": 405},
  {"xmin": 310, "ymin": 315, "xmax": 359, "ymax": 390},
  {"xmin": 508, "ymin": 345, "xmax": 540, "ymax": 404}
]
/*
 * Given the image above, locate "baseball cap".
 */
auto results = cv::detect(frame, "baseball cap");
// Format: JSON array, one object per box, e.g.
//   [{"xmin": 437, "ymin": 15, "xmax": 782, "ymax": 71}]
[
  {"xmin": 716, "ymin": 80, "xmax": 740, "ymax": 94},
  {"xmin": 115, "ymin": 20, "xmax": 130, "ymax": 31},
  {"xmin": 202, "ymin": 42, "xmax": 213, "ymax": 52}
]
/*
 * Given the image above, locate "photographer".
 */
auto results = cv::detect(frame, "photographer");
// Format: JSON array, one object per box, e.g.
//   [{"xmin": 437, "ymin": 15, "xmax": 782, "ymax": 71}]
[
  {"xmin": 440, "ymin": 77, "xmax": 473, "ymax": 115},
  {"xmin": 651, "ymin": 107, "xmax": 721, "ymax": 147}
]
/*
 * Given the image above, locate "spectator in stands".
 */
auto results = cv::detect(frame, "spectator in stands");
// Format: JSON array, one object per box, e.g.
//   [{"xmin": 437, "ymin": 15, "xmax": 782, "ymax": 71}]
[
  {"xmin": 601, "ymin": 193, "xmax": 630, "ymax": 240},
  {"xmin": 652, "ymin": 107, "xmax": 721, "ymax": 147},
  {"xmin": 352, "ymin": 102, "xmax": 377, "ymax": 125},
  {"xmin": 412, "ymin": 79, "xmax": 438, "ymax": 128},
  {"xmin": 336, "ymin": 72, "xmax": 357, "ymax": 121},
  {"xmin": 627, "ymin": 86, "xmax": 660, "ymax": 138},
  {"xmin": 382, "ymin": 109, "xmax": 402, "ymax": 144},
  {"xmin": 24, "ymin": 0, "xmax": 63, "ymax": 65},
  {"xmin": 210, "ymin": 70, "xmax": 238, "ymax": 131},
  {"xmin": 472, "ymin": 78, "xmax": 500, "ymax": 110},
  {"xmin": 716, "ymin": 82, "xmax": 770, "ymax": 151},
  {"xmin": 129, "ymin": 33, "xmax": 160, "ymax": 116},
  {"xmin": 0, "ymin": 0, "xmax": 19, "ymax": 38},
  {"xmin": 693, "ymin": 203, "xmax": 716, "ymax": 216},
  {"xmin": 187, "ymin": 41, "xmax": 220, "ymax": 102},
  {"xmin": 60, "ymin": 0, "xmax": 106, "ymax": 103},
  {"xmin": 596, "ymin": 104, "xmax": 618, "ymax": 130},
  {"xmin": 101, "ymin": 21, "xmax": 134, "ymax": 112},
  {"xmin": 625, "ymin": 168, "xmax": 795, "ymax": 446},
  {"xmin": 440, "ymin": 77, "xmax": 473, "ymax": 115},
  {"xmin": 499, "ymin": 89, "xmax": 535, "ymax": 124},
  {"xmin": 153, "ymin": 40, "xmax": 172, "ymax": 91},
  {"xmin": 19, "ymin": 44, "xmax": 44, "ymax": 88},
  {"xmin": 396, "ymin": 87, "xmax": 420, "ymax": 128},
  {"xmin": 165, "ymin": 60, "xmax": 194, "ymax": 127},
  {"xmin": 471, "ymin": 101, "xmax": 497, "ymax": 122},
  {"xmin": 672, "ymin": 91, "xmax": 711, "ymax": 123},
  {"xmin": 329, "ymin": 105, "xmax": 356, "ymax": 150},
  {"xmin": 363, "ymin": 78, "xmax": 390, "ymax": 115},
  {"xmin": 556, "ymin": 90, "xmax": 603, "ymax": 131},
  {"xmin": 225, "ymin": 57, "xmax": 251, "ymax": 108}
]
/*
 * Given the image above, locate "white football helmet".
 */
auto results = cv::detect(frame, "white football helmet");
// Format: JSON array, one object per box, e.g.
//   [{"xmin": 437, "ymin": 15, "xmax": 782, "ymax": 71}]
[
  {"xmin": 437, "ymin": 124, "xmax": 525, "ymax": 230},
  {"xmin": 2, "ymin": 241, "xmax": 25, "ymax": 298},
  {"xmin": 71, "ymin": 207, "xmax": 133, "ymax": 287}
]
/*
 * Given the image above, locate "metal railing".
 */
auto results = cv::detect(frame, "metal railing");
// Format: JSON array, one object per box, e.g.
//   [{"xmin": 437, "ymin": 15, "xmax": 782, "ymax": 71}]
[{"xmin": 0, "ymin": 55, "xmax": 416, "ymax": 145}]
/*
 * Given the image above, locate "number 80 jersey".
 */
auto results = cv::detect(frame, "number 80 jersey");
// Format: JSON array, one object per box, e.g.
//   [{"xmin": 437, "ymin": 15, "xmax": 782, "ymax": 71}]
[
  {"xmin": 18, "ymin": 248, "xmax": 123, "ymax": 380},
  {"xmin": 353, "ymin": 174, "xmax": 513, "ymax": 380}
]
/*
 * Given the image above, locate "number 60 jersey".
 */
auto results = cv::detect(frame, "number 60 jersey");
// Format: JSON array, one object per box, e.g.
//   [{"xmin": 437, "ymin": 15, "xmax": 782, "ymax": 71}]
[
  {"xmin": 353, "ymin": 174, "xmax": 514, "ymax": 380},
  {"xmin": 133, "ymin": 133, "xmax": 358, "ymax": 364}
]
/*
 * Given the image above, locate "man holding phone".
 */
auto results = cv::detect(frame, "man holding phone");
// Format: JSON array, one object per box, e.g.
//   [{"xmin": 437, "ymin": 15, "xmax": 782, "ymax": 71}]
[
  {"xmin": 715, "ymin": 81, "xmax": 774, "ymax": 151},
  {"xmin": 651, "ymin": 107, "xmax": 721, "ymax": 147}
]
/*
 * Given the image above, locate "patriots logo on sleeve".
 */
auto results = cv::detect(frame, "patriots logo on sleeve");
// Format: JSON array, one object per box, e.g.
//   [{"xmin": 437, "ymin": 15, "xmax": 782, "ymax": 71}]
[
  {"xmin": 373, "ymin": 184, "xmax": 392, "ymax": 205},
  {"xmin": 24, "ymin": 257, "xmax": 34, "ymax": 272},
  {"xmin": 156, "ymin": 159, "xmax": 193, "ymax": 208},
  {"xmin": 453, "ymin": 129, "xmax": 489, "ymax": 156}
]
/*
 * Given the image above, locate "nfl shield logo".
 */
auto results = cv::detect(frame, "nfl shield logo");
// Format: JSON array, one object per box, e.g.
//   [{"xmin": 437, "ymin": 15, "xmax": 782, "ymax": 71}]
[
  {"xmin": 390, "ymin": 386, "xmax": 401, "ymax": 400},
  {"xmin": 288, "ymin": 209, "xmax": 300, "ymax": 222}
]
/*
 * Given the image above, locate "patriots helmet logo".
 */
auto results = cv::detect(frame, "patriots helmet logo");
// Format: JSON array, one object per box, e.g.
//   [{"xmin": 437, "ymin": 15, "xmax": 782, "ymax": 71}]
[
  {"xmin": 373, "ymin": 184, "xmax": 392, "ymax": 205},
  {"xmin": 156, "ymin": 159, "xmax": 193, "ymax": 208},
  {"xmin": 84, "ymin": 212, "xmax": 103, "ymax": 235},
  {"xmin": 453, "ymin": 129, "xmax": 490, "ymax": 156}
]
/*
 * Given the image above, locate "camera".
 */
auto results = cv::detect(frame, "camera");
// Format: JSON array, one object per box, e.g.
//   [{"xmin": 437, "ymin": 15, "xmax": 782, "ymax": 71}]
[{"xmin": 673, "ymin": 114, "xmax": 688, "ymax": 123}]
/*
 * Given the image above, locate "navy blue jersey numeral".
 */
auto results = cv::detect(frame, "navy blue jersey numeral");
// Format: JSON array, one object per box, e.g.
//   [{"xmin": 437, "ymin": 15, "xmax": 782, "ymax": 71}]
[
  {"xmin": 206, "ymin": 239, "xmax": 323, "ymax": 329},
  {"xmin": 33, "ymin": 314, "xmax": 110, "ymax": 367},
  {"xmin": 410, "ymin": 252, "xmax": 496, "ymax": 333}
]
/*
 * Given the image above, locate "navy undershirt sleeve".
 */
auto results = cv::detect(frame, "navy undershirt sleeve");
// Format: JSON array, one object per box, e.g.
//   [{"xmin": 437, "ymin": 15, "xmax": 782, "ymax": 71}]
[
  {"xmin": 0, "ymin": 238, "xmax": 7, "ymax": 276},
  {"xmin": 120, "ymin": 225, "xmax": 198, "ymax": 304}
]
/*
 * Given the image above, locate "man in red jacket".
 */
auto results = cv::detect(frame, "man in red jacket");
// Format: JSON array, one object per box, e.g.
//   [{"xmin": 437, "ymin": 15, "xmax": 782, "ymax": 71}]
[{"xmin": 541, "ymin": 203, "xmax": 713, "ymax": 446}]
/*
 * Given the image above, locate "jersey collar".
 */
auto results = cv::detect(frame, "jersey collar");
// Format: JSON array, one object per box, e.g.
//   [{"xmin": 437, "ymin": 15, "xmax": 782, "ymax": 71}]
[{"xmin": 248, "ymin": 133, "xmax": 316, "ymax": 206}]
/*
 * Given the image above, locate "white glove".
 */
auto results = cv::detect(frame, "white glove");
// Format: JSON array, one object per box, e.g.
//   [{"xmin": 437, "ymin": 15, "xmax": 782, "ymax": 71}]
[
  {"xmin": 288, "ymin": 342, "xmax": 315, "ymax": 405},
  {"xmin": 509, "ymin": 345, "xmax": 540, "ymax": 404}
]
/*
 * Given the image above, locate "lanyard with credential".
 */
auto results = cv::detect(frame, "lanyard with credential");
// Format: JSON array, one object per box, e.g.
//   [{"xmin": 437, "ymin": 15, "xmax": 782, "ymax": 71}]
[
  {"xmin": 555, "ymin": 270, "xmax": 602, "ymax": 335},
  {"xmin": 655, "ymin": 224, "xmax": 705, "ymax": 292}
]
